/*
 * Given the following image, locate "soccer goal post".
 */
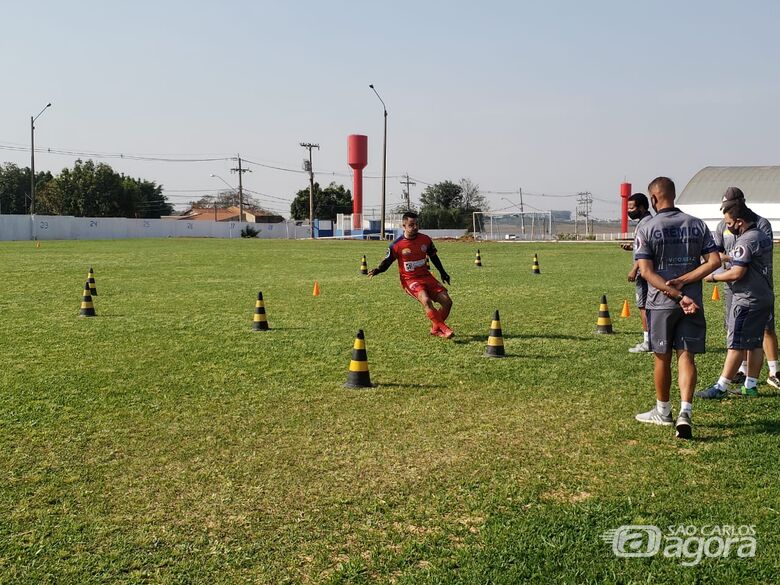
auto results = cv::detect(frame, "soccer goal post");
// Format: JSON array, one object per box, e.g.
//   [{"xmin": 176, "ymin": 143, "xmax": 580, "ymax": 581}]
[{"xmin": 472, "ymin": 211, "xmax": 554, "ymax": 241}]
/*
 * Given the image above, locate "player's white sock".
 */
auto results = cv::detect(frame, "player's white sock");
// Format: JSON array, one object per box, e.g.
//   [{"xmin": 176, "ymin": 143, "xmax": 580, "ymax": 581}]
[
  {"xmin": 656, "ymin": 400, "xmax": 671, "ymax": 416},
  {"xmin": 717, "ymin": 376, "xmax": 732, "ymax": 391},
  {"xmin": 745, "ymin": 377, "xmax": 758, "ymax": 389},
  {"xmin": 768, "ymin": 360, "xmax": 778, "ymax": 376},
  {"xmin": 643, "ymin": 331, "xmax": 649, "ymax": 343},
  {"xmin": 739, "ymin": 361, "xmax": 748, "ymax": 374},
  {"xmin": 680, "ymin": 401, "xmax": 692, "ymax": 415}
]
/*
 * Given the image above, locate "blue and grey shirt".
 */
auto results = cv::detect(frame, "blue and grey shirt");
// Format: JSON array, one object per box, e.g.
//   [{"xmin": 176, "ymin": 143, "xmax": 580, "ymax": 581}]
[
  {"xmin": 729, "ymin": 226, "xmax": 774, "ymax": 307},
  {"xmin": 634, "ymin": 208, "xmax": 717, "ymax": 309}
]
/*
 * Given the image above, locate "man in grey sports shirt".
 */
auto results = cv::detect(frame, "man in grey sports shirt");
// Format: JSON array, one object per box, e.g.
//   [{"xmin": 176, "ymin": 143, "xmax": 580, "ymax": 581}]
[
  {"xmin": 633, "ymin": 177, "xmax": 720, "ymax": 439},
  {"xmin": 621, "ymin": 193, "xmax": 653, "ymax": 352},
  {"xmin": 706, "ymin": 187, "xmax": 779, "ymax": 390},
  {"xmin": 695, "ymin": 199, "xmax": 774, "ymax": 398}
]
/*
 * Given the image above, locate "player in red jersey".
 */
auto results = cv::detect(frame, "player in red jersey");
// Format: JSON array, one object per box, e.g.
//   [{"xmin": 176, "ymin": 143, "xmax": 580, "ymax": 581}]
[{"xmin": 368, "ymin": 212, "xmax": 454, "ymax": 338}]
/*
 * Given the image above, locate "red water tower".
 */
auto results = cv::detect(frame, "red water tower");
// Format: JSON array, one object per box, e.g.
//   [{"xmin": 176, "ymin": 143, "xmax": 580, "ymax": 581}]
[
  {"xmin": 348, "ymin": 135, "xmax": 368, "ymax": 230},
  {"xmin": 620, "ymin": 182, "xmax": 631, "ymax": 235}
]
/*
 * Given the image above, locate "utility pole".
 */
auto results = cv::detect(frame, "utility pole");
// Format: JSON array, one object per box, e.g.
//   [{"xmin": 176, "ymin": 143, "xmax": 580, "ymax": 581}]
[
  {"xmin": 230, "ymin": 154, "xmax": 251, "ymax": 222},
  {"xmin": 518, "ymin": 187, "xmax": 525, "ymax": 234},
  {"xmin": 576, "ymin": 191, "xmax": 593, "ymax": 239},
  {"xmin": 400, "ymin": 173, "xmax": 416, "ymax": 211},
  {"xmin": 300, "ymin": 142, "xmax": 319, "ymax": 238}
]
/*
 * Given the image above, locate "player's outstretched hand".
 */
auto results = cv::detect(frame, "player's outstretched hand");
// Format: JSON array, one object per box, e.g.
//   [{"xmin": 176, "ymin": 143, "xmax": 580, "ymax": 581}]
[
  {"xmin": 441, "ymin": 272, "xmax": 451, "ymax": 285},
  {"xmin": 367, "ymin": 268, "xmax": 378, "ymax": 278}
]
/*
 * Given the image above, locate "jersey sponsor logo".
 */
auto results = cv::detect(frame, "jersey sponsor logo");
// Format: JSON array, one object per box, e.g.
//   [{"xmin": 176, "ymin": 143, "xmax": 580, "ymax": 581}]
[
  {"xmin": 401, "ymin": 247, "xmax": 412, "ymax": 256},
  {"xmin": 403, "ymin": 258, "xmax": 427, "ymax": 271},
  {"xmin": 733, "ymin": 245, "xmax": 746, "ymax": 260},
  {"xmin": 421, "ymin": 244, "xmax": 428, "ymax": 253}
]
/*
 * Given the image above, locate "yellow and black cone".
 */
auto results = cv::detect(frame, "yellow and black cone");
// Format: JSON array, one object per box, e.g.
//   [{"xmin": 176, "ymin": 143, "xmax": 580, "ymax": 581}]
[
  {"xmin": 345, "ymin": 329, "xmax": 373, "ymax": 388},
  {"xmin": 596, "ymin": 294, "xmax": 614, "ymax": 334},
  {"xmin": 79, "ymin": 280, "xmax": 96, "ymax": 317},
  {"xmin": 532, "ymin": 254, "xmax": 541, "ymax": 274},
  {"xmin": 252, "ymin": 291, "xmax": 269, "ymax": 331},
  {"xmin": 485, "ymin": 310, "xmax": 506, "ymax": 358},
  {"xmin": 360, "ymin": 255, "xmax": 368, "ymax": 275},
  {"xmin": 87, "ymin": 266, "xmax": 97, "ymax": 296},
  {"xmin": 475, "ymin": 249, "xmax": 482, "ymax": 267}
]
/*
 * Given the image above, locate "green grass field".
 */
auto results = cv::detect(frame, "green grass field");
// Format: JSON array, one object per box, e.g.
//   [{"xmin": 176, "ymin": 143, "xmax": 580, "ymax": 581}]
[{"xmin": 1, "ymin": 238, "xmax": 779, "ymax": 584}]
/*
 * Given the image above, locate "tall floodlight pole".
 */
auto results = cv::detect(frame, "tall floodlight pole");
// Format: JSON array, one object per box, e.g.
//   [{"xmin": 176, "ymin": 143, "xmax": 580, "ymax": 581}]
[
  {"xmin": 369, "ymin": 84, "xmax": 387, "ymax": 239},
  {"xmin": 30, "ymin": 102, "xmax": 52, "ymax": 216}
]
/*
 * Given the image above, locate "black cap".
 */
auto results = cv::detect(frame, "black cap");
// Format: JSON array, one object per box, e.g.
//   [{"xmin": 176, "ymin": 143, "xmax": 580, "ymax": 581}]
[{"xmin": 720, "ymin": 187, "xmax": 745, "ymax": 210}]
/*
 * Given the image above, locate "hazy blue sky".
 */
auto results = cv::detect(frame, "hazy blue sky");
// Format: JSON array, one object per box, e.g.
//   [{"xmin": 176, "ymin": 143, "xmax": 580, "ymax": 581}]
[{"xmin": 3, "ymin": 1, "xmax": 780, "ymax": 217}]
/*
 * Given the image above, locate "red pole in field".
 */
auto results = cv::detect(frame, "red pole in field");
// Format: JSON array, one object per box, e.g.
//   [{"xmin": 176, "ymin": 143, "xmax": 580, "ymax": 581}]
[
  {"xmin": 620, "ymin": 182, "xmax": 631, "ymax": 235},
  {"xmin": 348, "ymin": 135, "xmax": 368, "ymax": 230}
]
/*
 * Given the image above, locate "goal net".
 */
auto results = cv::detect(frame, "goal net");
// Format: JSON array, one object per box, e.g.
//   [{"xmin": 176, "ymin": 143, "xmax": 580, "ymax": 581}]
[{"xmin": 472, "ymin": 211, "xmax": 554, "ymax": 241}]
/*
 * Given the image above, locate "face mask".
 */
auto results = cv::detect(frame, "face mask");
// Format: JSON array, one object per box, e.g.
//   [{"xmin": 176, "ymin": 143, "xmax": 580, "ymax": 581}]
[
  {"xmin": 727, "ymin": 222, "xmax": 741, "ymax": 236},
  {"xmin": 627, "ymin": 210, "xmax": 642, "ymax": 220}
]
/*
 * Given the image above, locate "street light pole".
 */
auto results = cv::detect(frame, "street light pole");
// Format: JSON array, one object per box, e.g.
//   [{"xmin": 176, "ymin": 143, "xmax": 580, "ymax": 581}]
[
  {"xmin": 30, "ymin": 102, "xmax": 52, "ymax": 216},
  {"xmin": 369, "ymin": 84, "xmax": 387, "ymax": 240}
]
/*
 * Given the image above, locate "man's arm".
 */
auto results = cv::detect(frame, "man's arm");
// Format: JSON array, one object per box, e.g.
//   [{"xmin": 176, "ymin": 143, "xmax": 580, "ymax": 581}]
[
  {"xmin": 665, "ymin": 251, "xmax": 721, "ymax": 288},
  {"xmin": 367, "ymin": 252, "xmax": 395, "ymax": 277},
  {"xmin": 429, "ymin": 253, "xmax": 450, "ymax": 284},
  {"xmin": 708, "ymin": 265, "xmax": 747, "ymax": 283},
  {"xmin": 628, "ymin": 259, "xmax": 639, "ymax": 282}
]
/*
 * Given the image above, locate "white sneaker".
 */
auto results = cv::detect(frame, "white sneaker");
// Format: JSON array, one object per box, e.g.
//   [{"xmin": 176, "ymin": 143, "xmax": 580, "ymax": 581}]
[
  {"xmin": 635, "ymin": 407, "xmax": 673, "ymax": 426},
  {"xmin": 628, "ymin": 341, "xmax": 651, "ymax": 353},
  {"xmin": 767, "ymin": 374, "xmax": 780, "ymax": 389}
]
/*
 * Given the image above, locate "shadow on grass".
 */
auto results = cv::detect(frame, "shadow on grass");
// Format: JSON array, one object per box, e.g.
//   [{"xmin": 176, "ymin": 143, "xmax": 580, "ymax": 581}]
[
  {"xmin": 369, "ymin": 382, "xmax": 446, "ymax": 390},
  {"xmin": 701, "ymin": 418, "xmax": 780, "ymax": 436}
]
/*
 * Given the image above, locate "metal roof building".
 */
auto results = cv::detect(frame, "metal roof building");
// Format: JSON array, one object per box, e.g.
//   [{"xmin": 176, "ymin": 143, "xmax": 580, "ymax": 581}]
[{"xmin": 677, "ymin": 166, "xmax": 780, "ymax": 235}]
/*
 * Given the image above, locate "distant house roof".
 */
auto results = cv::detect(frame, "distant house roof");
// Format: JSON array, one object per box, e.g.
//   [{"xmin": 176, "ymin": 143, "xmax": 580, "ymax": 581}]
[
  {"xmin": 678, "ymin": 166, "xmax": 780, "ymax": 205},
  {"xmin": 162, "ymin": 205, "xmax": 284, "ymax": 223}
]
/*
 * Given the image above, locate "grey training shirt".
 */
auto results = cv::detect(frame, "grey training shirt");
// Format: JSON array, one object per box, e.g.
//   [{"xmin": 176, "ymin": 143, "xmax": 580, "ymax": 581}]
[
  {"xmin": 634, "ymin": 208, "xmax": 717, "ymax": 310},
  {"xmin": 729, "ymin": 226, "xmax": 774, "ymax": 307}
]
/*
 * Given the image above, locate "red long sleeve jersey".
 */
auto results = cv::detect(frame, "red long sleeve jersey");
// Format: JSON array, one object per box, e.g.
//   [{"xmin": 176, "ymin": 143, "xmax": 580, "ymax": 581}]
[{"xmin": 385, "ymin": 233, "xmax": 437, "ymax": 283}]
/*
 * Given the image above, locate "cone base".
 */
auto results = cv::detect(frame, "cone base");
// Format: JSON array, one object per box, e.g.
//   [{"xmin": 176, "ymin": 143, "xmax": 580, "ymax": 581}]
[
  {"xmin": 485, "ymin": 352, "xmax": 506, "ymax": 358},
  {"xmin": 595, "ymin": 328, "xmax": 614, "ymax": 334}
]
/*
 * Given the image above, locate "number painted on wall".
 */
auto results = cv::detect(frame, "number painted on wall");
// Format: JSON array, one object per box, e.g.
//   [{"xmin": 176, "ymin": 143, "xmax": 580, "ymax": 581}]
[
  {"xmin": 186, "ymin": 223, "xmax": 193, "ymax": 230},
  {"xmin": 89, "ymin": 220, "xmax": 98, "ymax": 228},
  {"xmin": 143, "ymin": 221, "xmax": 151, "ymax": 228},
  {"xmin": 39, "ymin": 221, "xmax": 49, "ymax": 230}
]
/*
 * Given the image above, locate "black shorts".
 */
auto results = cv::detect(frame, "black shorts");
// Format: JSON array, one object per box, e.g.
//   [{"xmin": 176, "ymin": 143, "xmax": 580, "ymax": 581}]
[
  {"xmin": 727, "ymin": 303, "xmax": 771, "ymax": 349},
  {"xmin": 647, "ymin": 307, "xmax": 707, "ymax": 354}
]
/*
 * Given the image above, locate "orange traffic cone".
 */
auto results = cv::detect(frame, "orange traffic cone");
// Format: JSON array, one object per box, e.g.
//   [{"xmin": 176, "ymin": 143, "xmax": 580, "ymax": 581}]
[
  {"xmin": 621, "ymin": 299, "xmax": 630, "ymax": 318},
  {"xmin": 711, "ymin": 286, "xmax": 720, "ymax": 301},
  {"xmin": 313, "ymin": 281, "xmax": 321, "ymax": 296}
]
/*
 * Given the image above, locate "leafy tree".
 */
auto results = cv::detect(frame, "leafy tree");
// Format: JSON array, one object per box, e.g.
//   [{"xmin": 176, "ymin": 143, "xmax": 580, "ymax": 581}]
[
  {"xmin": 0, "ymin": 163, "xmax": 53, "ymax": 214},
  {"xmin": 417, "ymin": 178, "xmax": 488, "ymax": 229},
  {"xmin": 290, "ymin": 182, "xmax": 352, "ymax": 221},
  {"xmin": 1, "ymin": 159, "xmax": 173, "ymax": 218}
]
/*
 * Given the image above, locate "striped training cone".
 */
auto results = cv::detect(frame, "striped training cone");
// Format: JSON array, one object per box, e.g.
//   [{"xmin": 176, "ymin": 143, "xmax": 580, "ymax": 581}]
[
  {"xmin": 35, "ymin": 240, "xmax": 41, "ymax": 249},
  {"xmin": 711, "ymin": 286, "xmax": 721, "ymax": 301},
  {"xmin": 475, "ymin": 249, "xmax": 482, "ymax": 267},
  {"xmin": 485, "ymin": 310, "xmax": 506, "ymax": 358},
  {"xmin": 620, "ymin": 299, "xmax": 630, "ymax": 318},
  {"xmin": 79, "ymin": 280, "xmax": 96, "ymax": 317},
  {"xmin": 532, "ymin": 254, "xmax": 541, "ymax": 275},
  {"xmin": 596, "ymin": 294, "xmax": 614, "ymax": 334},
  {"xmin": 360, "ymin": 255, "xmax": 368, "ymax": 275},
  {"xmin": 344, "ymin": 329, "xmax": 373, "ymax": 388},
  {"xmin": 87, "ymin": 267, "xmax": 97, "ymax": 296},
  {"xmin": 252, "ymin": 292, "xmax": 269, "ymax": 331}
]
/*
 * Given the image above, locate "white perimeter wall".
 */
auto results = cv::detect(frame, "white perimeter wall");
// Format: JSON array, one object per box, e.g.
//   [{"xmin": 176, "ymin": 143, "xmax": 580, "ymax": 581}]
[{"xmin": 0, "ymin": 215, "xmax": 311, "ymax": 241}]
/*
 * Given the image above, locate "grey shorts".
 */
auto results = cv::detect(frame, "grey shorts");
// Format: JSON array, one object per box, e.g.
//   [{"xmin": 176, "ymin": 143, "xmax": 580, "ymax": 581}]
[
  {"xmin": 727, "ymin": 303, "xmax": 771, "ymax": 349},
  {"xmin": 647, "ymin": 307, "xmax": 707, "ymax": 354},
  {"xmin": 635, "ymin": 276, "xmax": 648, "ymax": 309}
]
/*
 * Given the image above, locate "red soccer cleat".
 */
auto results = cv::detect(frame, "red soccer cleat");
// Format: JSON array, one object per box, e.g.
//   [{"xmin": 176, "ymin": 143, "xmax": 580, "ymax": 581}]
[{"xmin": 437, "ymin": 322, "xmax": 454, "ymax": 339}]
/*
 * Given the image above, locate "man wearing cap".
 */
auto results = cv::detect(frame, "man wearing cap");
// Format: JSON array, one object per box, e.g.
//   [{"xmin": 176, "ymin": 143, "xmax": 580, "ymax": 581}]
[
  {"xmin": 633, "ymin": 177, "xmax": 720, "ymax": 439},
  {"xmin": 696, "ymin": 193, "xmax": 776, "ymax": 398},
  {"xmin": 706, "ymin": 187, "xmax": 779, "ymax": 390}
]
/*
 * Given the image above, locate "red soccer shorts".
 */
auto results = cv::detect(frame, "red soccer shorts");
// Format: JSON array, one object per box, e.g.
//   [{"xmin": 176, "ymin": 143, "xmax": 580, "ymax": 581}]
[{"xmin": 402, "ymin": 275, "xmax": 446, "ymax": 300}]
